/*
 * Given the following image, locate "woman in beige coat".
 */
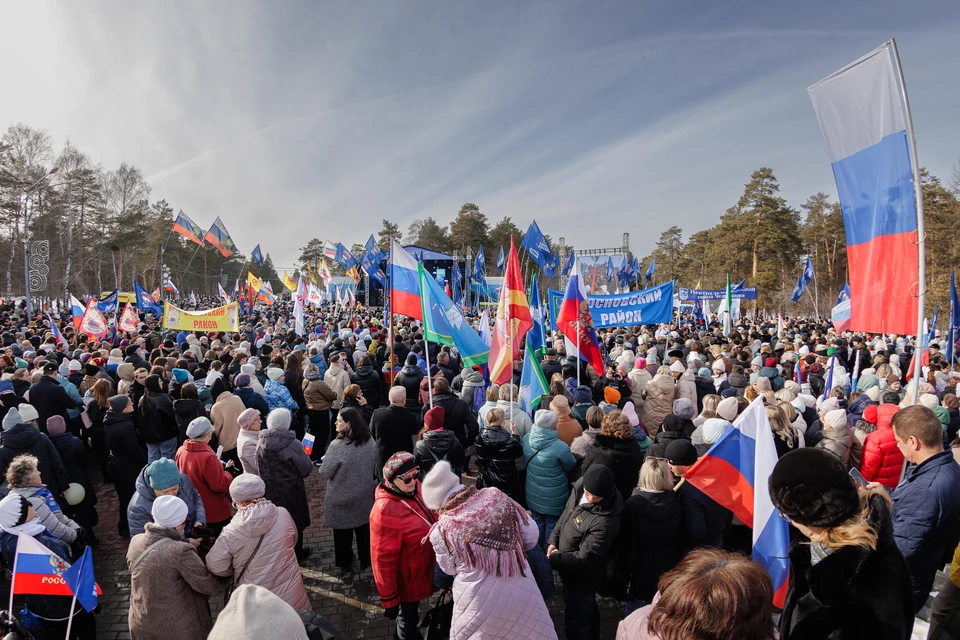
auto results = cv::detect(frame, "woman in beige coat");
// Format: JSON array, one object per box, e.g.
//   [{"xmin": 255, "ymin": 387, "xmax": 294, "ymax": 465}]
[
  {"xmin": 210, "ymin": 388, "xmax": 246, "ymax": 466},
  {"xmin": 206, "ymin": 474, "xmax": 311, "ymax": 610},
  {"xmin": 640, "ymin": 367, "xmax": 676, "ymax": 437}
]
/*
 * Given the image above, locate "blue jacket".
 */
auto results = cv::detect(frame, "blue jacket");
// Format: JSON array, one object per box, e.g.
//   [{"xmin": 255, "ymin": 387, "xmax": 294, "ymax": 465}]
[
  {"xmin": 235, "ymin": 386, "xmax": 269, "ymax": 421},
  {"xmin": 127, "ymin": 464, "xmax": 205, "ymax": 536},
  {"xmin": 264, "ymin": 379, "xmax": 299, "ymax": 414},
  {"xmin": 58, "ymin": 375, "xmax": 84, "ymax": 419},
  {"xmin": 891, "ymin": 449, "xmax": 960, "ymax": 610},
  {"xmin": 522, "ymin": 426, "xmax": 575, "ymax": 517},
  {"xmin": 309, "ymin": 354, "xmax": 328, "ymax": 380}
]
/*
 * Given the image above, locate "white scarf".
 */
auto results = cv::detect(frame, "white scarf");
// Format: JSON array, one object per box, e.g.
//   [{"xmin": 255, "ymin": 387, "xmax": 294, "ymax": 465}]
[{"xmin": 2, "ymin": 518, "xmax": 46, "ymax": 537}]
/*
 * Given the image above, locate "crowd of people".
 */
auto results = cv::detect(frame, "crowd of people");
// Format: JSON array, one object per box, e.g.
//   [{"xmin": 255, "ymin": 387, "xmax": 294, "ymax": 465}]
[{"xmin": 0, "ymin": 295, "xmax": 956, "ymax": 639}]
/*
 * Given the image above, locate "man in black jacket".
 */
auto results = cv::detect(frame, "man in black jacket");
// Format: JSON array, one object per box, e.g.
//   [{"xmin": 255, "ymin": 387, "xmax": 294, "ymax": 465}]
[
  {"xmin": 420, "ymin": 378, "xmax": 478, "ymax": 449},
  {"xmin": 29, "ymin": 362, "xmax": 83, "ymax": 433},
  {"xmin": 667, "ymin": 439, "xmax": 731, "ymax": 551},
  {"xmin": 548, "ymin": 464, "xmax": 623, "ymax": 640},
  {"xmin": 540, "ymin": 348, "xmax": 562, "ymax": 382},
  {"xmin": 394, "ymin": 354, "xmax": 425, "ymax": 420},
  {"xmin": 370, "ymin": 387, "xmax": 421, "ymax": 481}
]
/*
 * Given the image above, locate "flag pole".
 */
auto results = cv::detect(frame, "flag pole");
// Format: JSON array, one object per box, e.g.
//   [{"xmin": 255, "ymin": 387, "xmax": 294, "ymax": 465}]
[
  {"xmin": 388, "ymin": 237, "xmax": 395, "ymax": 377},
  {"xmin": 63, "ymin": 559, "xmax": 83, "ymax": 639},
  {"xmin": 177, "ymin": 241, "xmax": 205, "ymax": 295},
  {"xmin": 889, "ymin": 38, "xmax": 926, "ymax": 407},
  {"xmin": 576, "ymin": 316, "xmax": 581, "ymax": 387},
  {"xmin": 8, "ymin": 530, "xmax": 20, "ymax": 617}
]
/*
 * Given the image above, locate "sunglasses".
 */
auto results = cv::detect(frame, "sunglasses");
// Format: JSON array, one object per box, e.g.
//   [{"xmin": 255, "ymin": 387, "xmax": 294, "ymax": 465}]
[{"xmin": 397, "ymin": 469, "xmax": 420, "ymax": 482}]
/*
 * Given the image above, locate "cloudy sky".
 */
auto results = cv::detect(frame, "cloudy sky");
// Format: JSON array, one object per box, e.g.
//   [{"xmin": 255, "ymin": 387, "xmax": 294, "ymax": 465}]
[{"xmin": 2, "ymin": 1, "xmax": 958, "ymax": 268}]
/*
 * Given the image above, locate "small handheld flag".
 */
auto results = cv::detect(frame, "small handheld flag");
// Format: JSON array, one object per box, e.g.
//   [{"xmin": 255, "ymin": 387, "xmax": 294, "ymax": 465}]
[{"xmin": 62, "ymin": 546, "xmax": 99, "ymax": 613}]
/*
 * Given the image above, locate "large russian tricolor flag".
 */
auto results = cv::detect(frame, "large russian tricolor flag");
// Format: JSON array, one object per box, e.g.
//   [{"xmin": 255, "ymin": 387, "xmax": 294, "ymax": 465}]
[
  {"xmin": 389, "ymin": 238, "xmax": 422, "ymax": 320},
  {"xmin": 684, "ymin": 397, "xmax": 791, "ymax": 607},
  {"xmin": 555, "ymin": 257, "xmax": 604, "ymax": 375},
  {"xmin": 809, "ymin": 42, "xmax": 919, "ymax": 336},
  {"xmin": 11, "ymin": 533, "xmax": 102, "ymax": 598}
]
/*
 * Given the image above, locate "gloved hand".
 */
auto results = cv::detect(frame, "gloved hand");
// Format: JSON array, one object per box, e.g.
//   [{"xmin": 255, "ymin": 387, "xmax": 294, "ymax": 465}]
[{"xmin": 384, "ymin": 606, "xmax": 399, "ymax": 620}]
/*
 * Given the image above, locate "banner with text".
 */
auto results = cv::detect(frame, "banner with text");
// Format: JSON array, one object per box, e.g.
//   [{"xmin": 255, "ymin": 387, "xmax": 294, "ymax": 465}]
[
  {"xmin": 548, "ymin": 281, "xmax": 674, "ymax": 329},
  {"xmin": 677, "ymin": 286, "xmax": 758, "ymax": 301},
  {"xmin": 161, "ymin": 301, "xmax": 240, "ymax": 332}
]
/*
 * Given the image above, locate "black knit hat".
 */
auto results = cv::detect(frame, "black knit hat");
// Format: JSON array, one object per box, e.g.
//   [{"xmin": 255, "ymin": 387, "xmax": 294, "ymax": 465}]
[
  {"xmin": 768, "ymin": 448, "xmax": 859, "ymax": 528},
  {"xmin": 665, "ymin": 439, "xmax": 698, "ymax": 466},
  {"xmin": 583, "ymin": 464, "xmax": 615, "ymax": 499}
]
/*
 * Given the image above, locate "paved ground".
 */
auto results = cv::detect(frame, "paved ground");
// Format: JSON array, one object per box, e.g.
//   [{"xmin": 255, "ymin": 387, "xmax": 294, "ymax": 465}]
[{"xmin": 3, "ymin": 462, "xmax": 939, "ymax": 639}]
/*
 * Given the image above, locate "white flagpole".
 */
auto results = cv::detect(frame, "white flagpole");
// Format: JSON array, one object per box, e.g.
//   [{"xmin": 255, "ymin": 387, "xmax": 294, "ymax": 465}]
[
  {"xmin": 8, "ymin": 531, "xmax": 20, "ymax": 616},
  {"xmin": 63, "ymin": 559, "xmax": 83, "ymax": 639},
  {"xmin": 576, "ymin": 317, "xmax": 581, "ymax": 387}
]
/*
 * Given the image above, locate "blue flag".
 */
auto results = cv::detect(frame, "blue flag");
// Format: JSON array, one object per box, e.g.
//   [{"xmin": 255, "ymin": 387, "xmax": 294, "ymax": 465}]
[
  {"xmin": 518, "ymin": 344, "xmax": 549, "ymax": 416},
  {"xmin": 97, "ymin": 289, "xmax": 119, "ymax": 314},
  {"xmin": 645, "ymin": 259, "xmax": 656, "ymax": 283},
  {"xmin": 418, "ymin": 263, "xmax": 489, "ymax": 368},
  {"xmin": 521, "ymin": 220, "xmax": 553, "ymax": 270},
  {"xmin": 790, "ymin": 257, "xmax": 814, "ymax": 303},
  {"xmin": 473, "ymin": 246, "xmax": 486, "ymax": 282},
  {"xmin": 365, "ymin": 235, "xmax": 387, "ymax": 264},
  {"xmin": 335, "ymin": 243, "xmax": 358, "ymax": 270},
  {"xmin": 527, "ymin": 275, "xmax": 545, "ymax": 360},
  {"xmin": 606, "ymin": 257, "xmax": 615, "ymax": 283},
  {"xmin": 134, "ymin": 282, "xmax": 162, "ymax": 316},
  {"xmin": 251, "ymin": 244, "xmax": 264, "ymax": 267},
  {"xmin": 497, "ymin": 246, "xmax": 505, "ymax": 273},
  {"xmin": 452, "ymin": 259, "xmax": 463, "ymax": 306},
  {"xmin": 63, "ymin": 546, "xmax": 98, "ymax": 612},
  {"xmin": 929, "ymin": 302, "xmax": 941, "ymax": 345},
  {"xmin": 562, "ymin": 252, "xmax": 574, "ymax": 276},
  {"xmin": 836, "ymin": 282, "xmax": 850, "ymax": 305}
]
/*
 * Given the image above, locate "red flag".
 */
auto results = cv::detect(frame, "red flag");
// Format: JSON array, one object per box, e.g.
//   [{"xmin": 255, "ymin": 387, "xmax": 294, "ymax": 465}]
[
  {"xmin": 488, "ymin": 237, "xmax": 532, "ymax": 384},
  {"xmin": 556, "ymin": 257, "xmax": 604, "ymax": 375}
]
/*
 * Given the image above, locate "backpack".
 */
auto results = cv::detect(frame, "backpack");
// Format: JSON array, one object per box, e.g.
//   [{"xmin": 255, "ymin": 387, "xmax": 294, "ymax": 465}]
[{"xmin": 471, "ymin": 385, "xmax": 486, "ymax": 414}]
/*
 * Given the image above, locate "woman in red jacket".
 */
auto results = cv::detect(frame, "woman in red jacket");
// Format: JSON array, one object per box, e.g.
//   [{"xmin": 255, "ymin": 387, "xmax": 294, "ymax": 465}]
[
  {"xmin": 370, "ymin": 452, "xmax": 437, "ymax": 639},
  {"xmin": 175, "ymin": 416, "xmax": 235, "ymax": 535},
  {"xmin": 858, "ymin": 395, "xmax": 905, "ymax": 488}
]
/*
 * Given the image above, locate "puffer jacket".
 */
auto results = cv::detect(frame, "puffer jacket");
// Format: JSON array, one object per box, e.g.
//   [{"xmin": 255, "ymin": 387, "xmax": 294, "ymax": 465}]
[
  {"xmin": 675, "ymin": 370, "xmax": 697, "ymax": 405},
  {"xmin": 421, "ymin": 392, "xmax": 478, "ymax": 449},
  {"xmin": 615, "ymin": 489, "xmax": 683, "ymax": 603},
  {"xmin": 414, "ymin": 429, "xmax": 465, "ymax": 477},
  {"xmin": 523, "ymin": 426, "xmax": 576, "ymax": 517},
  {"xmin": 581, "ymin": 434, "xmax": 645, "ymax": 501},
  {"xmin": 138, "ymin": 391, "xmax": 178, "ymax": 444},
  {"xmin": 127, "ymin": 465, "xmax": 205, "ymax": 536},
  {"xmin": 646, "ymin": 415, "xmax": 691, "ymax": 459},
  {"xmin": 351, "ymin": 365, "xmax": 381, "ymax": 408},
  {"xmin": 626, "ymin": 368, "xmax": 651, "ymax": 409},
  {"xmin": 369, "ymin": 484, "xmax": 437, "ymax": 609},
  {"xmin": 846, "ymin": 393, "xmax": 875, "ymax": 428},
  {"xmin": 758, "ymin": 366, "xmax": 784, "ymax": 392},
  {"xmin": 302, "ymin": 378, "xmax": 337, "ymax": 411},
  {"xmin": 234, "ymin": 386, "xmax": 269, "ymax": 420},
  {"xmin": 393, "ymin": 365, "xmax": 425, "ymax": 409},
  {"xmin": 324, "ymin": 363, "xmax": 352, "ymax": 410},
  {"xmin": 205, "ymin": 499, "xmax": 310, "ymax": 610},
  {"xmin": 641, "ymin": 374, "xmax": 675, "ymax": 436},
  {"xmin": 458, "ymin": 367, "xmax": 485, "ymax": 405},
  {"xmin": 816, "ymin": 425, "xmax": 858, "ymax": 470},
  {"xmin": 859, "ymin": 404, "xmax": 904, "ymax": 488},
  {"xmin": 264, "ymin": 380, "xmax": 299, "ymax": 415},
  {"xmin": 256, "ymin": 429, "xmax": 313, "ymax": 532},
  {"xmin": 475, "ymin": 427, "xmax": 523, "ymax": 500},
  {"xmin": 11, "ymin": 484, "xmax": 81, "ymax": 543}
]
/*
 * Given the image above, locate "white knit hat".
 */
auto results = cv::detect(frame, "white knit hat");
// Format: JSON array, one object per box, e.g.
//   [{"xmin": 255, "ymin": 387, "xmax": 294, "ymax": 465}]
[
  {"xmin": 421, "ymin": 460, "xmax": 463, "ymax": 511},
  {"xmin": 152, "ymin": 495, "xmax": 188, "ymax": 528},
  {"xmin": 17, "ymin": 404, "xmax": 38, "ymax": 423},
  {"xmin": 702, "ymin": 418, "xmax": 732, "ymax": 445},
  {"xmin": 716, "ymin": 397, "xmax": 739, "ymax": 422},
  {"xmin": 209, "ymin": 584, "xmax": 308, "ymax": 640},
  {"xmin": 824, "ymin": 409, "xmax": 848, "ymax": 429},
  {"xmin": 266, "ymin": 408, "xmax": 291, "ymax": 431},
  {"xmin": 669, "ymin": 361, "xmax": 685, "ymax": 374}
]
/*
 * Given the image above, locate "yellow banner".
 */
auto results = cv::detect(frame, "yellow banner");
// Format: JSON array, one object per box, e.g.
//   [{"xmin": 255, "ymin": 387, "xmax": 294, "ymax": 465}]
[
  {"xmin": 282, "ymin": 271, "xmax": 297, "ymax": 292},
  {"xmin": 247, "ymin": 271, "xmax": 264, "ymax": 293},
  {"xmin": 161, "ymin": 301, "xmax": 240, "ymax": 332},
  {"xmin": 305, "ymin": 263, "xmax": 317, "ymax": 285}
]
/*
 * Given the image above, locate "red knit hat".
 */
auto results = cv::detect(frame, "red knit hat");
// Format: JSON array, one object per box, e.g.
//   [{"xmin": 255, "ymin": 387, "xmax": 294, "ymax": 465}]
[{"xmin": 424, "ymin": 406, "xmax": 445, "ymax": 430}]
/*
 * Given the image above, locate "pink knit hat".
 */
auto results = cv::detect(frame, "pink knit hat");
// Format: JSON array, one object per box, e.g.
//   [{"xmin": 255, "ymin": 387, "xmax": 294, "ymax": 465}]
[{"xmin": 634, "ymin": 357, "xmax": 647, "ymax": 369}]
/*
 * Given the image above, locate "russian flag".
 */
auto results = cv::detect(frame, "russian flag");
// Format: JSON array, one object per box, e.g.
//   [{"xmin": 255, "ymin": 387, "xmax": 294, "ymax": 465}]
[
  {"xmin": 70, "ymin": 295, "xmax": 85, "ymax": 330},
  {"xmin": 809, "ymin": 42, "xmax": 919, "ymax": 336},
  {"xmin": 164, "ymin": 281, "xmax": 180, "ymax": 297},
  {"xmin": 11, "ymin": 533, "xmax": 102, "ymax": 599},
  {"xmin": 684, "ymin": 397, "xmax": 791, "ymax": 607},
  {"xmin": 46, "ymin": 312, "xmax": 68, "ymax": 348},
  {"xmin": 388, "ymin": 238, "xmax": 422, "ymax": 320},
  {"xmin": 556, "ymin": 257, "xmax": 604, "ymax": 375}
]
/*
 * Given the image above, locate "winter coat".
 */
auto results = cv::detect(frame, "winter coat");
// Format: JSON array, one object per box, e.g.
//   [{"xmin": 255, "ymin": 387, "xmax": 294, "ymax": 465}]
[
  {"xmin": 676, "ymin": 479, "xmax": 731, "ymax": 552},
  {"xmin": 350, "ymin": 365, "xmax": 381, "ymax": 408},
  {"xmin": 11, "ymin": 484, "xmax": 81, "ymax": 543},
  {"xmin": 370, "ymin": 485, "xmax": 437, "ymax": 609},
  {"xmin": 173, "ymin": 398, "xmax": 207, "ymax": 444},
  {"xmin": 29, "ymin": 375, "xmax": 81, "ymax": 432},
  {"xmin": 616, "ymin": 603, "xmax": 661, "ymax": 640},
  {"xmin": 319, "ymin": 436, "xmax": 378, "ymax": 530},
  {"xmin": 570, "ymin": 429, "xmax": 600, "ymax": 459},
  {"xmin": 415, "ymin": 429, "xmax": 465, "ymax": 477},
  {"xmin": 324, "ymin": 363, "xmax": 352, "ymax": 410},
  {"xmin": 496, "ymin": 399, "xmax": 533, "ymax": 440},
  {"xmin": 370, "ymin": 405, "xmax": 420, "ymax": 478},
  {"xmin": 421, "ymin": 392, "xmax": 478, "ymax": 449},
  {"xmin": 627, "ymin": 368, "xmax": 651, "ymax": 409},
  {"xmin": 947, "ymin": 407, "xmax": 960, "ymax": 445},
  {"xmin": 127, "ymin": 523, "xmax": 216, "ymax": 640},
  {"xmin": 0, "ymin": 423, "xmax": 69, "ymax": 499},
  {"xmin": 816, "ymin": 425, "xmax": 858, "ymax": 470},
  {"xmin": 235, "ymin": 386, "xmax": 269, "ymax": 420},
  {"xmin": 548, "ymin": 477, "xmax": 624, "ymax": 594},
  {"xmin": 645, "ymin": 415, "xmax": 692, "ymax": 460},
  {"xmin": 393, "ymin": 365, "xmax": 425, "ymax": 411},
  {"xmin": 264, "ymin": 380, "xmax": 299, "ymax": 415},
  {"xmin": 523, "ymin": 426, "xmax": 576, "ymax": 516},
  {"xmin": 302, "ymin": 378, "xmax": 337, "ymax": 411},
  {"xmin": 206, "ymin": 499, "xmax": 310, "ymax": 610},
  {"xmin": 758, "ymin": 366, "xmax": 785, "ymax": 392},
  {"xmin": 475, "ymin": 427, "xmax": 523, "ymax": 500},
  {"xmin": 860, "ymin": 405, "xmax": 904, "ymax": 488},
  {"xmin": 540, "ymin": 358, "xmax": 563, "ymax": 383},
  {"xmin": 210, "ymin": 391, "xmax": 245, "ymax": 451},
  {"xmin": 693, "ymin": 376, "xmax": 715, "ymax": 413},
  {"xmin": 256, "ymin": 429, "xmax": 313, "ymax": 531},
  {"xmin": 175, "ymin": 440, "xmax": 234, "ymax": 524},
  {"xmin": 458, "ymin": 367, "xmax": 485, "ymax": 405},
  {"xmin": 127, "ymin": 465, "xmax": 205, "ymax": 536},
  {"xmin": 138, "ymin": 391, "xmax": 178, "ymax": 443},
  {"xmin": 892, "ymin": 449, "xmax": 960, "ymax": 611},
  {"xmin": 641, "ymin": 374, "xmax": 675, "ymax": 436},
  {"xmin": 616, "ymin": 489, "xmax": 683, "ymax": 603},
  {"xmin": 582, "ymin": 433, "xmax": 645, "ymax": 501},
  {"xmin": 846, "ymin": 393, "xmax": 875, "ymax": 428},
  {"xmin": 236, "ymin": 429, "xmax": 260, "ymax": 476},
  {"xmin": 780, "ymin": 494, "xmax": 915, "ymax": 640},
  {"xmin": 48, "ymin": 431, "xmax": 97, "ymax": 510},
  {"xmin": 429, "ymin": 501, "xmax": 557, "ymax": 640},
  {"xmin": 104, "ymin": 409, "xmax": 145, "ymax": 474},
  {"xmin": 676, "ymin": 369, "xmax": 697, "ymax": 405}
]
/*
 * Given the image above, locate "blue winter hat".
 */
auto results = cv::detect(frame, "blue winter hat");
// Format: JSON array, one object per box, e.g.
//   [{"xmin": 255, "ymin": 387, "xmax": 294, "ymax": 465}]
[
  {"xmin": 146, "ymin": 458, "xmax": 181, "ymax": 491},
  {"xmin": 575, "ymin": 385, "xmax": 593, "ymax": 405},
  {"xmin": 2, "ymin": 408, "xmax": 21, "ymax": 432},
  {"xmin": 172, "ymin": 368, "xmax": 189, "ymax": 384},
  {"xmin": 0, "ymin": 380, "xmax": 13, "ymax": 394}
]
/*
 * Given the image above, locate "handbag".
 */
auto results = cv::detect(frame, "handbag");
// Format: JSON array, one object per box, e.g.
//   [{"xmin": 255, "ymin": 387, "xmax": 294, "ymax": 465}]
[
  {"xmin": 418, "ymin": 589, "xmax": 453, "ymax": 640},
  {"xmin": 223, "ymin": 534, "xmax": 265, "ymax": 606}
]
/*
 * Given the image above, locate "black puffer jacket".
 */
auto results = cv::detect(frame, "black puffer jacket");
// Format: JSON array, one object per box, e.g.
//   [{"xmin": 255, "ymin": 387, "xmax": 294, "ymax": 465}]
[
  {"xmin": 0, "ymin": 423, "xmax": 69, "ymax": 499},
  {"xmin": 646, "ymin": 415, "xmax": 692, "ymax": 459},
  {"xmin": 138, "ymin": 391, "xmax": 178, "ymax": 444},
  {"xmin": 475, "ymin": 427, "xmax": 523, "ymax": 500},
  {"xmin": 419, "ymin": 392, "xmax": 478, "ymax": 449},
  {"xmin": 414, "ymin": 429, "xmax": 464, "ymax": 477},
  {"xmin": 581, "ymin": 434, "xmax": 644, "ymax": 501},
  {"xmin": 693, "ymin": 376, "xmax": 715, "ymax": 413},
  {"xmin": 394, "ymin": 365, "xmax": 424, "ymax": 407},
  {"xmin": 615, "ymin": 488, "xmax": 683, "ymax": 602},
  {"xmin": 548, "ymin": 477, "xmax": 624, "ymax": 595},
  {"xmin": 351, "ymin": 365, "xmax": 381, "ymax": 409},
  {"xmin": 173, "ymin": 398, "xmax": 207, "ymax": 445}
]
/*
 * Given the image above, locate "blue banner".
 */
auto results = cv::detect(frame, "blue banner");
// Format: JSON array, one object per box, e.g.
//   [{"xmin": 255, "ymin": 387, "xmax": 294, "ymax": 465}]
[
  {"xmin": 677, "ymin": 286, "xmax": 757, "ymax": 301},
  {"xmin": 548, "ymin": 281, "xmax": 674, "ymax": 329},
  {"xmin": 97, "ymin": 289, "xmax": 119, "ymax": 314}
]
